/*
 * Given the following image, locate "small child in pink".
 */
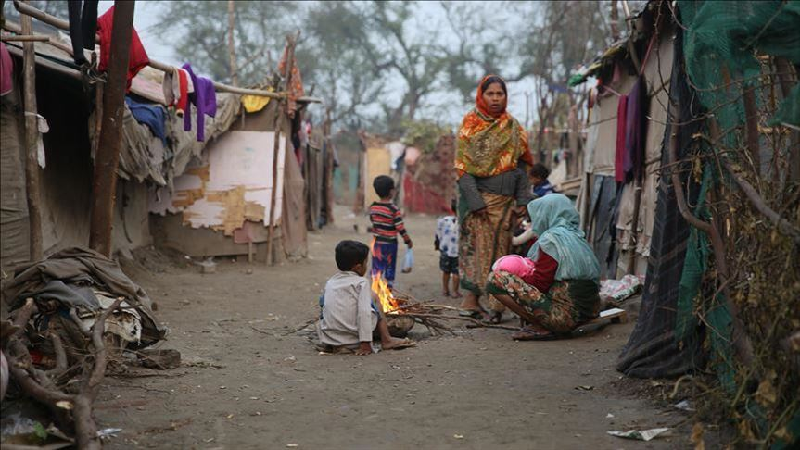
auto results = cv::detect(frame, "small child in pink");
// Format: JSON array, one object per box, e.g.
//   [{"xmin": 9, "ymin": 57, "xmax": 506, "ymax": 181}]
[{"xmin": 491, "ymin": 255, "xmax": 537, "ymax": 284}]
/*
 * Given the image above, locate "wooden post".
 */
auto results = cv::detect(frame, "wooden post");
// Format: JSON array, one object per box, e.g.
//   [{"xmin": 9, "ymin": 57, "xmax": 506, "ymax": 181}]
[
  {"xmin": 774, "ymin": 57, "xmax": 798, "ymax": 182},
  {"xmin": 567, "ymin": 104, "xmax": 580, "ymax": 179},
  {"xmin": 742, "ymin": 85, "xmax": 760, "ymax": 176},
  {"xmin": 323, "ymin": 107, "xmax": 335, "ymax": 225},
  {"xmin": 20, "ymin": 0, "xmax": 43, "ymax": 261},
  {"xmin": 88, "ymin": 0, "xmax": 134, "ymax": 257},
  {"xmin": 266, "ymin": 34, "xmax": 296, "ymax": 265},
  {"xmin": 626, "ymin": 180, "xmax": 642, "ymax": 274},
  {"xmin": 610, "ymin": 0, "xmax": 620, "ymax": 42},
  {"xmin": 227, "ymin": 0, "xmax": 237, "ymax": 87}
]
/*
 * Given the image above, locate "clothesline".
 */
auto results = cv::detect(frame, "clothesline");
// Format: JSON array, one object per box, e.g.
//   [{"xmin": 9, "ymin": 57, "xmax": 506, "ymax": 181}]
[{"xmin": 10, "ymin": 0, "xmax": 322, "ymax": 103}]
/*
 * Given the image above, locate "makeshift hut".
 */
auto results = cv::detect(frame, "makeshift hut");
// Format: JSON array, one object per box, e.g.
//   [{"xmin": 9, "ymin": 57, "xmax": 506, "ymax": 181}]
[
  {"xmin": 331, "ymin": 130, "xmax": 365, "ymax": 211},
  {"xmin": 362, "ymin": 134, "xmax": 393, "ymax": 206},
  {"xmin": 402, "ymin": 133, "xmax": 456, "ymax": 214},
  {"xmin": 148, "ymin": 91, "xmax": 310, "ymax": 262},
  {"xmin": 570, "ymin": 1, "xmax": 799, "ymax": 446},
  {"xmin": 0, "ymin": 6, "xmax": 322, "ymax": 272},
  {"xmin": 330, "ymin": 132, "xmax": 397, "ymax": 212},
  {"xmin": 0, "ymin": 37, "xmax": 228, "ymax": 271},
  {"xmin": 572, "ymin": 3, "xmax": 674, "ymax": 279}
]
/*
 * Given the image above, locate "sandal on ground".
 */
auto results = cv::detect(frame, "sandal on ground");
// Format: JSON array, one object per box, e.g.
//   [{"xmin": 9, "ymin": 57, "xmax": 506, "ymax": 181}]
[
  {"xmin": 458, "ymin": 308, "xmax": 484, "ymax": 318},
  {"xmin": 482, "ymin": 311, "xmax": 503, "ymax": 324},
  {"xmin": 512, "ymin": 327, "xmax": 556, "ymax": 341}
]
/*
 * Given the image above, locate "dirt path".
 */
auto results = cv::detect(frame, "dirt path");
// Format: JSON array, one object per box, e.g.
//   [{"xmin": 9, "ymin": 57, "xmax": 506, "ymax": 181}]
[{"xmin": 100, "ymin": 208, "xmax": 690, "ymax": 449}]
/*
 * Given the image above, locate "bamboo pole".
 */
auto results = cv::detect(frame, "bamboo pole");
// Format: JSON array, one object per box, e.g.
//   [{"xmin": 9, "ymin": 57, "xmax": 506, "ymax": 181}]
[
  {"xmin": 11, "ymin": 0, "xmax": 322, "ymax": 102},
  {"xmin": 1, "ymin": 34, "xmax": 48, "ymax": 41},
  {"xmin": 20, "ymin": 0, "xmax": 43, "ymax": 262},
  {"xmin": 266, "ymin": 34, "xmax": 296, "ymax": 265},
  {"xmin": 88, "ymin": 0, "xmax": 134, "ymax": 257},
  {"xmin": 323, "ymin": 108, "xmax": 335, "ymax": 225},
  {"xmin": 227, "ymin": 0, "xmax": 237, "ymax": 87}
]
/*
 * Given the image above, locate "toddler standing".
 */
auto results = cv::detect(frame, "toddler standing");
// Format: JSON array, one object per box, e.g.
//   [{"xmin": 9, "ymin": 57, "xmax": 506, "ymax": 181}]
[{"xmin": 435, "ymin": 200, "xmax": 461, "ymax": 298}]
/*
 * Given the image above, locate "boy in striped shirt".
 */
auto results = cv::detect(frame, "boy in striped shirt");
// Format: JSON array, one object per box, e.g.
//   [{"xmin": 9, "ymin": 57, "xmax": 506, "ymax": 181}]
[{"xmin": 369, "ymin": 176, "xmax": 413, "ymax": 289}]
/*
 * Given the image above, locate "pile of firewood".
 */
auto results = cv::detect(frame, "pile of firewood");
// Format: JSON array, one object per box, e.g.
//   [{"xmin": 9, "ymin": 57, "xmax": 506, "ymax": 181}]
[{"xmin": 1, "ymin": 298, "xmax": 122, "ymax": 449}]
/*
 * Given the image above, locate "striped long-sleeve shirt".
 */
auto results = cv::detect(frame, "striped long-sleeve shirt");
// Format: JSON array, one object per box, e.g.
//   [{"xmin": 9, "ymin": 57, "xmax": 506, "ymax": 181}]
[{"xmin": 369, "ymin": 202, "xmax": 411, "ymax": 244}]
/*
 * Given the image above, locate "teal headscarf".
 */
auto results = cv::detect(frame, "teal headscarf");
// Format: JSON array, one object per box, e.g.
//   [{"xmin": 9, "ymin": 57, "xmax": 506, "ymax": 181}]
[{"xmin": 526, "ymin": 194, "xmax": 601, "ymax": 282}]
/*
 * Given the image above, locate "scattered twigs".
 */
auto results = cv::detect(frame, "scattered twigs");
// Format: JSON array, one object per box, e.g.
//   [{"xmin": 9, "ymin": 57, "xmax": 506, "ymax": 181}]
[
  {"xmin": 283, "ymin": 317, "xmax": 318, "ymax": 336},
  {"xmin": 721, "ymin": 157, "xmax": 800, "ymax": 244},
  {"xmin": 401, "ymin": 313, "xmax": 520, "ymax": 331},
  {"xmin": 694, "ymin": 121, "xmax": 800, "ymax": 244}
]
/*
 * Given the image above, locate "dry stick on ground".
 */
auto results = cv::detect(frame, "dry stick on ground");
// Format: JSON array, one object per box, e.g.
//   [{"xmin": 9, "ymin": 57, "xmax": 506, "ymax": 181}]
[
  {"xmin": 402, "ymin": 313, "xmax": 520, "ymax": 331},
  {"xmin": 283, "ymin": 317, "xmax": 318, "ymax": 336}
]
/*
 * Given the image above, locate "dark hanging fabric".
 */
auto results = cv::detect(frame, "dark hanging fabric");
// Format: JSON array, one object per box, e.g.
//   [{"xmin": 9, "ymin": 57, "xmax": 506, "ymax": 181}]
[
  {"xmin": 67, "ymin": 0, "xmax": 99, "ymax": 66},
  {"xmin": 614, "ymin": 94, "xmax": 629, "ymax": 182},
  {"xmin": 617, "ymin": 26, "xmax": 705, "ymax": 379},
  {"xmin": 624, "ymin": 76, "xmax": 650, "ymax": 182},
  {"xmin": 590, "ymin": 175, "xmax": 618, "ymax": 279}
]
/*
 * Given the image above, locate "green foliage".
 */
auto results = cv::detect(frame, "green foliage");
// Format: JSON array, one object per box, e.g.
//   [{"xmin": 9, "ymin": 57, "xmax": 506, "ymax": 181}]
[
  {"xmin": 153, "ymin": 1, "xmax": 298, "ymax": 86},
  {"xmin": 400, "ymin": 119, "xmax": 450, "ymax": 154},
  {"xmin": 32, "ymin": 422, "xmax": 47, "ymax": 442}
]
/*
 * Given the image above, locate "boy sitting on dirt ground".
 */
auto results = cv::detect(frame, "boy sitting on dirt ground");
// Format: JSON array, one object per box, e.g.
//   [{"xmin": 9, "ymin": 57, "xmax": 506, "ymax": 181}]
[{"xmin": 317, "ymin": 240, "xmax": 414, "ymax": 355}]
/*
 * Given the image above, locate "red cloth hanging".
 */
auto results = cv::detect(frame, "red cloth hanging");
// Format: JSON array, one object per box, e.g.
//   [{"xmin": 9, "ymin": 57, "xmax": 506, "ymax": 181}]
[
  {"xmin": 96, "ymin": 5, "xmax": 149, "ymax": 91},
  {"xmin": 615, "ymin": 95, "xmax": 629, "ymax": 182},
  {"xmin": 176, "ymin": 68, "xmax": 188, "ymax": 112}
]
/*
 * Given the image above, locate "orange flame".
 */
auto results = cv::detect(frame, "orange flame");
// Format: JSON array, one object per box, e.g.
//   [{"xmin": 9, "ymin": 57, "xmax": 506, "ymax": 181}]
[{"xmin": 371, "ymin": 271, "xmax": 400, "ymax": 314}]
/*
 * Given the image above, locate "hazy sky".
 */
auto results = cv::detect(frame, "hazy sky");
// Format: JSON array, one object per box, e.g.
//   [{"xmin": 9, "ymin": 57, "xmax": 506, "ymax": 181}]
[
  {"xmin": 0, "ymin": 1, "xmax": 564, "ymax": 129},
  {"xmin": 111, "ymin": 1, "xmax": 546, "ymax": 128}
]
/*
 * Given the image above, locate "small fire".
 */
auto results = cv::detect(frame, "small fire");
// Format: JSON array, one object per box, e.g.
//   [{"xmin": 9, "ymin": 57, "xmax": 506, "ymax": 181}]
[{"xmin": 371, "ymin": 271, "xmax": 401, "ymax": 314}]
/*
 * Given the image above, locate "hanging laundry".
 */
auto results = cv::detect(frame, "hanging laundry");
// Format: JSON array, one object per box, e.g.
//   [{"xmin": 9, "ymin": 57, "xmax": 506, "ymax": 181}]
[
  {"xmin": 624, "ymin": 76, "xmax": 648, "ymax": 182},
  {"xmin": 182, "ymin": 63, "xmax": 216, "ymax": 142},
  {"xmin": 1, "ymin": 43, "xmax": 13, "ymax": 96},
  {"xmin": 162, "ymin": 68, "xmax": 177, "ymax": 106},
  {"xmin": 278, "ymin": 45, "xmax": 305, "ymax": 118},
  {"xmin": 614, "ymin": 95, "xmax": 628, "ymax": 182},
  {"xmin": 125, "ymin": 96, "xmax": 167, "ymax": 145},
  {"xmin": 178, "ymin": 68, "xmax": 193, "ymax": 113},
  {"xmin": 96, "ymin": 5, "xmax": 149, "ymax": 91},
  {"xmin": 241, "ymin": 88, "xmax": 273, "ymax": 113},
  {"xmin": 67, "ymin": 0, "xmax": 98, "ymax": 66},
  {"xmin": 162, "ymin": 67, "xmax": 191, "ymax": 114}
]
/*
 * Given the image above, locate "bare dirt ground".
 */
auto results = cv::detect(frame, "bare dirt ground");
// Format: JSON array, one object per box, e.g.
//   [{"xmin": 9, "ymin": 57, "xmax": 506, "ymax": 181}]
[{"xmin": 100, "ymin": 208, "xmax": 699, "ymax": 449}]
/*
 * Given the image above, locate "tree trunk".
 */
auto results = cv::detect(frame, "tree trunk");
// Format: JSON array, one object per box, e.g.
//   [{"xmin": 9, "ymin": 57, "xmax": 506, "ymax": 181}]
[
  {"xmin": 89, "ymin": 0, "xmax": 135, "ymax": 257},
  {"xmin": 610, "ymin": 0, "xmax": 620, "ymax": 42},
  {"xmin": 227, "ymin": 0, "xmax": 237, "ymax": 86},
  {"xmin": 20, "ymin": 0, "xmax": 43, "ymax": 262}
]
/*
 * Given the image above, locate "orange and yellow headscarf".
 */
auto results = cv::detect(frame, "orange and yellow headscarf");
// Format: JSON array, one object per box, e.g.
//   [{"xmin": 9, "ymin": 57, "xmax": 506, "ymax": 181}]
[{"xmin": 455, "ymin": 75, "xmax": 533, "ymax": 178}]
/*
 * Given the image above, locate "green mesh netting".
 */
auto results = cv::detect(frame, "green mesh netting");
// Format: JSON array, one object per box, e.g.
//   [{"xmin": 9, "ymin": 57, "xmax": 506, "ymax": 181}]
[
  {"xmin": 680, "ymin": 1, "xmax": 800, "ymax": 131},
  {"xmin": 678, "ymin": 1, "xmax": 800, "ymax": 446}
]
